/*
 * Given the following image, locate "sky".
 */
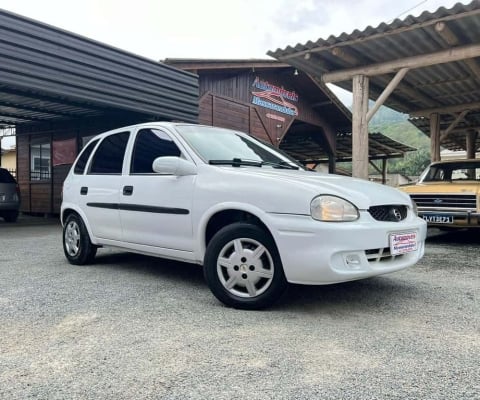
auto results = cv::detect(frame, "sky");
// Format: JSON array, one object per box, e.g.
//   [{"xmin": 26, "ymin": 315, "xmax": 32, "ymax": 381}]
[{"xmin": 0, "ymin": 0, "xmax": 471, "ymax": 148}]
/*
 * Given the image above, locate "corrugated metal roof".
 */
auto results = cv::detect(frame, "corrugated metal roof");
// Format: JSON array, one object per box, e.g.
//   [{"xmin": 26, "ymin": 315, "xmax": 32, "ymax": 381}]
[
  {"xmin": 269, "ymin": 1, "xmax": 480, "ymax": 152},
  {"xmin": 270, "ymin": 2, "xmax": 480, "ymax": 57},
  {"xmin": 280, "ymin": 131, "xmax": 415, "ymax": 163},
  {"xmin": 0, "ymin": 9, "xmax": 199, "ymax": 125}
]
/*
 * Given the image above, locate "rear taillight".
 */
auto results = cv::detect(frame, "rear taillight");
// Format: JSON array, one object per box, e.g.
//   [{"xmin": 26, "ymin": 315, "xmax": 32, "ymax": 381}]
[{"xmin": 15, "ymin": 184, "xmax": 20, "ymax": 200}]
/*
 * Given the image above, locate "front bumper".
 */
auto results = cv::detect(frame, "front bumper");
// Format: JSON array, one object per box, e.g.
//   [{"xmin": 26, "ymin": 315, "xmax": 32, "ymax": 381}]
[{"xmin": 268, "ymin": 211, "xmax": 427, "ymax": 285}]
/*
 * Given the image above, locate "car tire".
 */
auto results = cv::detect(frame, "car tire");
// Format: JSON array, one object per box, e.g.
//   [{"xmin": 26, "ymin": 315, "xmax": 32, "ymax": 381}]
[
  {"xmin": 63, "ymin": 213, "xmax": 97, "ymax": 265},
  {"xmin": 204, "ymin": 222, "xmax": 287, "ymax": 310},
  {"xmin": 3, "ymin": 210, "xmax": 19, "ymax": 223}
]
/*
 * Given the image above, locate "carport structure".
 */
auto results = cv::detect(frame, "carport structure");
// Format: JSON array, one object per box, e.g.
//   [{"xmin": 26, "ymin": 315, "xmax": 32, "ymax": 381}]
[
  {"xmin": 0, "ymin": 8, "xmax": 198, "ymax": 214},
  {"xmin": 269, "ymin": 1, "xmax": 480, "ymax": 179},
  {"xmin": 0, "ymin": 9, "xmax": 198, "ymax": 126}
]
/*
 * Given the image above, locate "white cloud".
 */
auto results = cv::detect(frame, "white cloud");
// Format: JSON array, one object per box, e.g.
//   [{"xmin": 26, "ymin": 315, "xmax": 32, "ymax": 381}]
[{"xmin": 0, "ymin": 0, "xmax": 466, "ymax": 60}]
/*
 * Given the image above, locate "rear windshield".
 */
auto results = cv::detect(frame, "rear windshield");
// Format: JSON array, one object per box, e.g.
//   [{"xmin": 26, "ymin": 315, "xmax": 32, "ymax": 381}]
[
  {"xmin": 0, "ymin": 168, "xmax": 16, "ymax": 183},
  {"xmin": 420, "ymin": 162, "xmax": 480, "ymax": 182}
]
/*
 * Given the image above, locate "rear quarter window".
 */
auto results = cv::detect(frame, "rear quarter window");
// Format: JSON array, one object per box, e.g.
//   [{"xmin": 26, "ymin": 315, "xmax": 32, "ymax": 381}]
[{"xmin": 74, "ymin": 139, "xmax": 99, "ymax": 174}]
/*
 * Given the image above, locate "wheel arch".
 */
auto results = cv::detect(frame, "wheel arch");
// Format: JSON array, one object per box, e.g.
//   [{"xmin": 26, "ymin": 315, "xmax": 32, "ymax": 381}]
[
  {"xmin": 61, "ymin": 204, "xmax": 98, "ymax": 245},
  {"xmin": 196, "ymin": 202, "xmax": 277, "ymax": 263}
]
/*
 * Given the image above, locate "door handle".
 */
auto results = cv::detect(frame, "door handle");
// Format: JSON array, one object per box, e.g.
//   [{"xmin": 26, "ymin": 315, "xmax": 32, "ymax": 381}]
[
  {"xmin": 123, "ymin": 185, "xmax": 134, "ymax": 196},
  {"xmin": 80, "ymin": 187, "xmax": 88, "ymax": 195}
]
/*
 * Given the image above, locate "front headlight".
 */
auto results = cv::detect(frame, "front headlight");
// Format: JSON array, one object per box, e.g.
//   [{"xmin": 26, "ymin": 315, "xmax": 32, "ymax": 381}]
[
  {"xmin": 311, "ymin": 195, "xmax": 359, "ymax": 222},
  {"xmin": 411, "ymin": 199, "xmax": 418, "ymax": 216}
]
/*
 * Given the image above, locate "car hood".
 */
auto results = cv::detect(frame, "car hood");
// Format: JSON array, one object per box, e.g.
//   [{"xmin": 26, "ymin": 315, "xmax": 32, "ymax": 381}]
[{"xmin": 213, "ymin": 167, "xmax": 412, "ymax": 210}]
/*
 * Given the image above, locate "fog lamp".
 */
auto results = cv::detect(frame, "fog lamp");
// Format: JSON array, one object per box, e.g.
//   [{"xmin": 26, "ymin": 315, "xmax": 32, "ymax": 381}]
[{"xmin": 345, "ymin": 254, "xmax": 362, "ymax": 269}]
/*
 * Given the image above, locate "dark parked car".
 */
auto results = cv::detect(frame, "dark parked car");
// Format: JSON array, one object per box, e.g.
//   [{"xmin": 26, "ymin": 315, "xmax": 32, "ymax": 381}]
[{"xmin": 0, "ymin": 168, "xmax": 20, "ymax": 222}]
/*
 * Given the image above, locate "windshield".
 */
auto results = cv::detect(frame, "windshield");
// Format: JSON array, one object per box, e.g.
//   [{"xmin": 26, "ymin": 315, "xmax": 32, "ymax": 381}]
[
  {"xmin": 420, "ymin": 162, "xmax": 480, "ymax": 182},
  {"xmin": 175, "ymin": 125, "xmax": 305, "ymax": 170}
]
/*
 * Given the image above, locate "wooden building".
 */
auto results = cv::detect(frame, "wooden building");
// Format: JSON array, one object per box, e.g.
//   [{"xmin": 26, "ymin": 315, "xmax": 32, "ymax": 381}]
[
  {"xmin": 0, "ymin": 9, "xmax": 198, "ymax": 215},
  {"xmin": 164, "ymin": 59, "xmax": 352, "ymax": 169}
]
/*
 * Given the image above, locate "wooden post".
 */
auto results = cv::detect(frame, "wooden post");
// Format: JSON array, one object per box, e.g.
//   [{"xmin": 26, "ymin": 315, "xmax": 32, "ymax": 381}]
[
  {"xmin": 352, "ymin": 74, "xmax": 369, "ymax": 179},
  {"xmin": 328, "ymin": 153, "xmax": 336, "ymax": 174},
  {"xmin": 430, "ymin": 113, "xmax": 441, "ymax": 162},
  {"xmin": 466, "ymin": 131, "xmax": 478, "ymax": 159},
  {"xmin": 382, "ymin": 158, "xmax": 387, "ymax": 185}
]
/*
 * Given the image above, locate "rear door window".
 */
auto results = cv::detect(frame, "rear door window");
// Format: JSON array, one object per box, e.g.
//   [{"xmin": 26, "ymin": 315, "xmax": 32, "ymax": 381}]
[{"xmin": 89, "ymin": 132, "xmax": 130, "ymax": 174}]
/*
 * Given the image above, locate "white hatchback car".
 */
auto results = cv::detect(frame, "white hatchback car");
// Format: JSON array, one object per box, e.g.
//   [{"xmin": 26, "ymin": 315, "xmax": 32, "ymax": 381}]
[{"xmin": 61, "ymin": 122, "xmax": 427, "ymax": 309}]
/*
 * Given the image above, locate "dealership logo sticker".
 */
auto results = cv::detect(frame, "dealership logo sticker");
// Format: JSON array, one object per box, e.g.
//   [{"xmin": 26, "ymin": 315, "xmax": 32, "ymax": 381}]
[
  {"xmin": 251, "ymin": 77, "xmax": 299, "ymax": 116},
  {"xmin": 390, "ymin": 232, "xmax": 418, "ymax": 255}
]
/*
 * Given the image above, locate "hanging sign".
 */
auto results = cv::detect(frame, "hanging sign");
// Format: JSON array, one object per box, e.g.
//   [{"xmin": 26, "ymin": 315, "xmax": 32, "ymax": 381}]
[{"xmin": 251, "ymin": 77, "xmax": 299, "ymax": 116}]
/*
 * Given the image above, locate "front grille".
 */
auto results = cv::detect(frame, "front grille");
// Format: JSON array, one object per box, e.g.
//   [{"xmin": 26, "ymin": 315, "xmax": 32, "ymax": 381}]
[
  {"xmin": 368, "ymin": 205, "xmax": 407, "ymax": 222},
  {"xmin": 409, "ymin": 194, "xmax": 476, "ymax": 210},
  {"xmin": 365, "ymin": 247, "xmax": 404, "ymax": 263}
]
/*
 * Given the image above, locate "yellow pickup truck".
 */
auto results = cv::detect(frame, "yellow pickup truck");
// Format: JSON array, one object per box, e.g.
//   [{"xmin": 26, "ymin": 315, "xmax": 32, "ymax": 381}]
[{"xmin": 401, "ymin": 159, "xmax": 480, "ymax": 229}]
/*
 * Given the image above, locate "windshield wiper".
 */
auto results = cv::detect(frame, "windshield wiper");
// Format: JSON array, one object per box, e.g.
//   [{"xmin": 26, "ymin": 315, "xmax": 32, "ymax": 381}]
[
  {"xmin": 209, "ymin": 158, "xmax": 299, "ymax": 169},
  {"xmin": 209, "ymin": 158, "xmax": 262, "ymax": 167},
  {"xmin": 260, "ymin": 161, "xmax": 299, "ymax": 170}
]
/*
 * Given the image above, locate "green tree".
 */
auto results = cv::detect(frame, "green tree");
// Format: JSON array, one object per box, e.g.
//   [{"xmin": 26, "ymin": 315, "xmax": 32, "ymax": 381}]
[{"xmin": 389, "ymin": 148, "xmax": 431, "ymax": 176}]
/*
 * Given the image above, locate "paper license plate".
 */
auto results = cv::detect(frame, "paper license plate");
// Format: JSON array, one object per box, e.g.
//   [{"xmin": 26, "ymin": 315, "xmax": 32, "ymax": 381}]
[
  {"xmin": 422, "ymin": 214, "xmax": 453, "ymax": 224},
  {"xmin": 390, "ymin": 232, "xmax": 417, "ymax": 256}
]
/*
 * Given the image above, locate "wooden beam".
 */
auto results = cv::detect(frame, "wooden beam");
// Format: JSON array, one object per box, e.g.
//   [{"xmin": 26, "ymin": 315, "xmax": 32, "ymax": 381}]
[
  {"xmin": 382, "ymin": 159, "xmax": 387, "ymax": 185},
  {"xmin": 164, "ymin": 60, "xmax": 291, "ymax": 70},
  {"xmin": 439, "ymin": 124, "xmax": 480, "ymax": 135},
  {"xmin": 370, "ymin": 140, "xmax": 409, "ymax": 155},
  {"xmin": 328, "ymin": 154, "xmax": 336, "ymax": 174},
  {"xmin": 431, "ymin": 89, "xmax": 480, "ymax": 101},
  {"xmin": 430, "ymin": 113, "xmax": 441, "ymax": 162},
  {"xmin": 311, "ymin": 100, "xmax": 333, "ymax": 108},
  {"xmin": 352, "ymin": 74, "xmax": 369, "ymax": 179},
  {"xmin": 331, "ymin": 47, "xmax": 359, "ymax": 65},
  {"xmin": 366, "ymin": 68, "xmax": 409, "ymax": 122},
  {"xmin": 435, "ymin": 22, "xmax": 480, "ymax": 80},
  {"xmin": 323, "ymin": 43, "xmax": 480, "ymax": 83},
  {"xmin": 440, "ymin": 110, "xmax": 469, "ymax": 142},
  {"xmin": 369, "ymin": 160, "xmax": 382, "ymax": 175},
  {"xmin": 414, "ymin": 76, "xmax": 472, "ymax": 89},
  {"xmin": 410, "ymin": 101, "xmax": 480, "ymax": 117},
  {"xmin": 435, "ymin": 22, "xmax": 458, "ymax": 45},
  {"xmin": 288, "ymin": 57, "xmax": 329, "ymax": 77},
  {"xmin": 393, "ymin": 81, "xmax": 437, "ymax": 108},
  {"xmin": 466, "ymin": 131, "xmax": 478, "ymax": 159}
]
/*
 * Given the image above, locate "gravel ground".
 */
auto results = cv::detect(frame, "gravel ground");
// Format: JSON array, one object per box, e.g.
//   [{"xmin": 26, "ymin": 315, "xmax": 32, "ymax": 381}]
[{"xmin": 0, "ymin": 217, "xmax": 479, "ymax": 399}]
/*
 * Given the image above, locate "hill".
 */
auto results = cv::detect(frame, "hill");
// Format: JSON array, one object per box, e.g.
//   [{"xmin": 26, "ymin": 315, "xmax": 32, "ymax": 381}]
[{"xmin": 368, "ymin": 106, "xmax": 430, "ymax": 150}]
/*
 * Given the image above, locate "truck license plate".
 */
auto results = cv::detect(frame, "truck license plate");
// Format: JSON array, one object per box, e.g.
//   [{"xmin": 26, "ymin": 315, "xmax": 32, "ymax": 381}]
[
  {"xmin": 390, "ymin": 232, "xmax": 417, "ymax": 256},
  {"xmin": 422, "ymin": 214, "xmax": 453, "ymax": 224}
]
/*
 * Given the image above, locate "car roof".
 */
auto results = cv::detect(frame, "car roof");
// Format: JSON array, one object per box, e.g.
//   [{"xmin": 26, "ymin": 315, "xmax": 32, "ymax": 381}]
[
  {"xmin": 430, "ymin": 159, "xmax": 480, "ymax": 165},
  {"xmin": 92, "ymin": 122, "xmax": 210, "ymax": 138}
]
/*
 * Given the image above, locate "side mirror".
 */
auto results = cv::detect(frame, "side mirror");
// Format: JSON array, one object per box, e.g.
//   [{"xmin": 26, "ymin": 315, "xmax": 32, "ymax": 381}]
[{"xmin": 152, "ymin": 157, "xmax": 197, "ymax": 176}]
